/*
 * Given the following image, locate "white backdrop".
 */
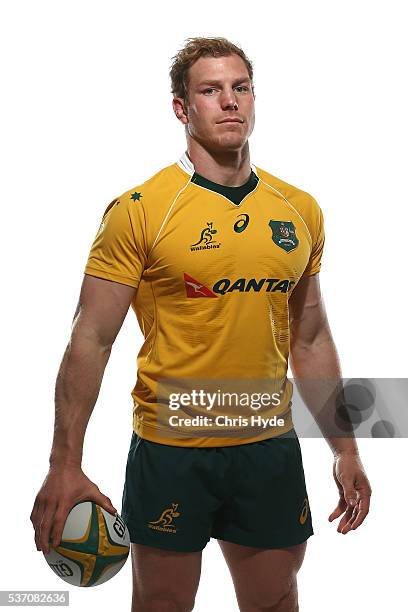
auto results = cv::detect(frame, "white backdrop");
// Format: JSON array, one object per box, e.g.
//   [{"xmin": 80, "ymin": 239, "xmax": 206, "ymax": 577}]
[{"xmin": 1, "ymin": 0, "xmax": 407, "ymax": 610}]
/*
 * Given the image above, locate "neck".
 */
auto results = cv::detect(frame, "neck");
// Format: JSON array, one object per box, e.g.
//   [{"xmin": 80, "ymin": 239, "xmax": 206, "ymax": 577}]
[{"xmin": 185, "ymin": 135, "xmax": 252, "ymax": 186}]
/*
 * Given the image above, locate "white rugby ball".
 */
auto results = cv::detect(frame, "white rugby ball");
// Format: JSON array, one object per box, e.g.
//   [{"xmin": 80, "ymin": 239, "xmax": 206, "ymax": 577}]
[{"xmin": 43, "ymin": 501, "xmax": 130, "ymax": 587}]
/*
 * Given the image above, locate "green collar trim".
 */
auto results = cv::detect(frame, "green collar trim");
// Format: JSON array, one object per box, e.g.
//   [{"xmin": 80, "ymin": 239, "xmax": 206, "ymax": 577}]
[{"xmin": 191, "ymin": 170, "xmax": 259, "ymax": 206}]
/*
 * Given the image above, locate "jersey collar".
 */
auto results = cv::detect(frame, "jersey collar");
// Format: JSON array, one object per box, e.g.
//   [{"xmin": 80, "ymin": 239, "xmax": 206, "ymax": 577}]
[{"xmin": 177, "ymin": 151, "xmax": 258, "ymax": 177}]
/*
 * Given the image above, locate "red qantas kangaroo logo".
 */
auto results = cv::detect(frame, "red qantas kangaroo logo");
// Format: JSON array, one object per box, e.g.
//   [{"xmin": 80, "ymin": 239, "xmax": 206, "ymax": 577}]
[{"xmin": 183, "ymin": 273, "xmax": 217, "ymax": 298}]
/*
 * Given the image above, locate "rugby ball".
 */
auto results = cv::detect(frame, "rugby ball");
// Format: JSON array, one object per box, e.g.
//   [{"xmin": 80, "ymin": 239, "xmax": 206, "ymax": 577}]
[{"xmin": 43, "ymin": 501, "xmax": 130, "ymax": 587}]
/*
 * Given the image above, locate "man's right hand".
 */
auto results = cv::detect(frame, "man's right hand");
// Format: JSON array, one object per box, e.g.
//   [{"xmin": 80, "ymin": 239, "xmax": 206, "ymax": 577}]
[{"xmin": 30, "ymin": 466, "xmax": 118, "ymax": 554}]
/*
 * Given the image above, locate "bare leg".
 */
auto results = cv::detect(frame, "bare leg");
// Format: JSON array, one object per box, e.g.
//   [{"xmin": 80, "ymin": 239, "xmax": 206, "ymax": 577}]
[
  {"xmin": 218, "ymin": 539, "xmax": 307, "ymax": 612},
  {"xmin": 130, "ymin": 543, "xmax": 202, "ymax": 612}
]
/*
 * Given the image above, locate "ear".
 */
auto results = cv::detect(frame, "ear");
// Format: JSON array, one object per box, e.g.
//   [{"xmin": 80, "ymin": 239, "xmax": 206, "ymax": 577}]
[{"xmin": 172, "ymin": 97, "xmax": 189, "ymax": 124}]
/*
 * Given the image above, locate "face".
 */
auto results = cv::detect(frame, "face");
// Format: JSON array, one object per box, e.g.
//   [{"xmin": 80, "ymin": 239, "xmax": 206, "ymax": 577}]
[{"xmin": 173, "ymin": 54, "xmax": 255, "ymax": 153}]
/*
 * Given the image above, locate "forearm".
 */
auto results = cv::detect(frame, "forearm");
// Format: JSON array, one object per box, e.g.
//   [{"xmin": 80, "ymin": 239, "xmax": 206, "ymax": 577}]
[
  {"xmin": 50, "ymin": 331, "xmax": 111, "ymax": 468},
  {"xmin": 289, "ymin": 333, "xmax": 359, "ymax": 457}
]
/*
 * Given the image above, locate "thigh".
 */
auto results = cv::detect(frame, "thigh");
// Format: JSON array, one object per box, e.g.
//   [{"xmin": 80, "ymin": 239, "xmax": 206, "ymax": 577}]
[
  {"xmin": 131, "ymin": 543, "xmax": 202, "ymax": 612},
  {"xmin": 122, "ymin": 433, "xmax": 232, "ymax": 552},
  {"xmin": 212, "ymin": 434, "xmax": 314, "ymax": 549},
  {"xmin": 218, "ymin": 539, "xmax": 307, "ymax": 611}
]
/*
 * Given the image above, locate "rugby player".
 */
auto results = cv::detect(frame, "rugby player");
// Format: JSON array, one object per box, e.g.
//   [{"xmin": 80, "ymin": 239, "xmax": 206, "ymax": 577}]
[{"xmin": 31, "ymin": 37, "xmax": 372, "ymax": 611}]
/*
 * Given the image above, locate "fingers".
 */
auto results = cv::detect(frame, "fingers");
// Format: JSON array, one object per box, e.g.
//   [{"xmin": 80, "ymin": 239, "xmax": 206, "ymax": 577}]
[
  {"xmin": 328, "ymin": 509, "xmax": 342, "ymax": 527},
  {"xmin": 341, "ymin": 478, "xmax": 358, "ymax": 508},
  {"xmin": 341, "ymin": 475, "xmax": 372, "ymax": 533},
  {"xmin": 338, "ymin": 503, "xmax": 357, "ymax": 533},
  {"xmin": 348, "ymin": 475, "xmax": 372, "ymax": 530},
  {"xmin": 98, "ymin": 494, "xmax": 118, "ymax": 516},
  {"xmin": 34, "ymin": 499, "xmax": 58, "ymax": 554},
  {"xmin": 30, "ymin": 474, "xmax": 118, "ymax": 554},
  {"xmin": 331, "ymin": 493, "xmax": 371, "ymax": 534},
  {"xmin": 49, "ymin": 491, "xmax": 118, "ymax": 550},
  {"xmin": 40, "ymin": 503, "xmax": 59, "ymax": 555},
  {"xmin": 30, "ymin": 499, "xmax": 45, "ymax": 552},
  {"xmin": 88, "ymin": 487, "xmax": 118, "ymax": 515},
  {"xmin": 328, "ymin": 500, "xmax": 345, "ymax": 522},
  {"xmin": 340, "ymin": 503, "xmax": 360, "ymax": 534},
  {"xmin": 49, "ymin": 503, "xmax": 71, "ymax": 550},
  {"xmin": 330, "ymin": 456, "xmax": 372, "ymax": 534},
  {"xmin": 348, "ymin": 495, "xmax": 371, "ymax": 531},
  {"xmin": 327, "ymin": 492, "xmax": 358, "ymax": 533},
  {"xmin": 328, "ymin": 509, "xmax": 341, "ymax": 522}
]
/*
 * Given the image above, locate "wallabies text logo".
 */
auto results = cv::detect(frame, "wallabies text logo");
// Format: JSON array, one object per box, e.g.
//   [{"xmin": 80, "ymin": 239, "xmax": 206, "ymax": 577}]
[
  {"xmin": 299, "ymin": 498, "xmax": 309, "ymax": 525},
  {"xmin": 191, "ymin": 222, "xmax": 221, "ymax": 252},
  {"xmin": 148, "ymin": 503, "xmax": 181, "ymax": 534},
  {"xmin": 269, "ymin": 220, "xmax": 299, "ymax": 252}
]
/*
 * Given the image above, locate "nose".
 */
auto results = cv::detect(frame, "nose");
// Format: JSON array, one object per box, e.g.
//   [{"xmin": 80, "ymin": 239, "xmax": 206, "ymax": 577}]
[{"xmin": 220, "ymin": 88, "xmax": 239, "ymax": 111}]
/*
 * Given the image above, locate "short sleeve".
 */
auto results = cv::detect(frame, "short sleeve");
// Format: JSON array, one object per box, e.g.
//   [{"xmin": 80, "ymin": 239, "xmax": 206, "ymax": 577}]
[
  {"xmin": 302, "ymin": 200, "xmax": 325, "ymax": 276},
  {"xmin": 84, "ymin": 194, "xmax": 147, "ymax": 289}
]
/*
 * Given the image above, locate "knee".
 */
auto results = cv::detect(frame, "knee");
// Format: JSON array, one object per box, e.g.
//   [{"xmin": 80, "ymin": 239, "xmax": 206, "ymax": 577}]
[
  {"xmin": 132, "ymin": 592, "xmax": 196, "ymax": 612},
  {"xmin": 237, "ymin": 579, "xmax": 298, "ymax": 612}
]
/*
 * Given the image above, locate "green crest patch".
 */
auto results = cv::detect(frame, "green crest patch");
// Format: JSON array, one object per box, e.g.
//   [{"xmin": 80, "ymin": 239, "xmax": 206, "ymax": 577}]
[{"xmin": 269, "ymin": 220, "xmax": 299, "ymax": 252}]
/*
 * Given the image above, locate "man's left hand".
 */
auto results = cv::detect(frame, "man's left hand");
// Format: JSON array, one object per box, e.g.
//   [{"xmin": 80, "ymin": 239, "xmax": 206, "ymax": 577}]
[{"xmin": 328, "ymin": 452, "xmax": 372, "ymax": 534}]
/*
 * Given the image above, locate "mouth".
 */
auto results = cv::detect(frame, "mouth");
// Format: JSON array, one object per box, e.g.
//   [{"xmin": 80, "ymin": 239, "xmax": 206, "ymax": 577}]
[{"xmin": 217, "ymin": 118, "xmax": 244, "ymax": 124}]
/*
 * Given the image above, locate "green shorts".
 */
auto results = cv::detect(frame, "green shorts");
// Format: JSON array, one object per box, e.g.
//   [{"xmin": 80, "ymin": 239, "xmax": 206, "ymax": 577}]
[{"xmin": 121, "ymin": 430, "xmax": 314, "ymax": 552}]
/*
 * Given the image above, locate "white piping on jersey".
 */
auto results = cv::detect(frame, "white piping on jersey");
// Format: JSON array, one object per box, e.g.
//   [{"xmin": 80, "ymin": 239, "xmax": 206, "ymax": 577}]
[
  {"xmin": 176, "ymin": 151, "xmax": 260, "ymax": 209},
  {"xmin": 177, "ymin": 150, "xmax": 259, "ymax": 177},
  {"xmin": 149, "ymin": 172, "xmax": 192, "ymax": 255},
  {"xmin": 173, "ymin": 153, "xmax": 312, "ymax": 245},
  {"xmin": 177, "ymin": 151, "xmax": 195, "ymax": 175},
  {"xmin": 257, "ymin": 176, "xmax": 312, "ymax": 245}
]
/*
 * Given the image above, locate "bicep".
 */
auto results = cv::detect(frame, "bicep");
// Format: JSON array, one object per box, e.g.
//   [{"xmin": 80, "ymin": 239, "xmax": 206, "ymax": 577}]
[
  {"xmin": 289, "ymin": 273, "xmax": 329, "ymax": 346},
  {"xmin": 72, "ymin": 274, "xmax": 137, "ymax": 349}
]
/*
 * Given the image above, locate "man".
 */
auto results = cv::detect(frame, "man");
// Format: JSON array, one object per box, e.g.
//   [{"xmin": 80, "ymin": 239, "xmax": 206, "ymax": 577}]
[{"xmin": 31, "ymin": 37, "xmax": 372, "ymax": 611}]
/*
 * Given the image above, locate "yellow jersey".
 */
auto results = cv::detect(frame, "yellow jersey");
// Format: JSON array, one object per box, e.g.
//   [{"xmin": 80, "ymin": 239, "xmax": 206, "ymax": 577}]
[{"xmin": 84, "ymin": 152, "xmax": 325, "ymax": 446}]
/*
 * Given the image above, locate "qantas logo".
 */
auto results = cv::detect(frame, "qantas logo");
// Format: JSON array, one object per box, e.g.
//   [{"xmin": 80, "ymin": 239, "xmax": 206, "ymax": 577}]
[
  {"xmin": 184, "ymin": 273, "xmax": 296, "ymax": 297},
  {"xmin": 184, "ymin": 273, "xmax": 217, "ymax": 298}
]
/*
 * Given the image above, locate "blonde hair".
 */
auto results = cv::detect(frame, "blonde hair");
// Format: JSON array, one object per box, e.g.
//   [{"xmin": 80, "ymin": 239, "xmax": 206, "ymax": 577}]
[{"xmin": 169, "ymin": 36, "xmax": 254, "ymax": 105}]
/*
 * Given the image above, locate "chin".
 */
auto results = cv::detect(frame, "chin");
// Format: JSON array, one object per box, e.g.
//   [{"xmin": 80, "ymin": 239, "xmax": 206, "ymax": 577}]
[
  {"xmin": 212, "ymin": 135, "xmax": 246, "ymax": 151},
  {"xmin": 195, "ymin": 131, "xmax": 247, "ymax": 154}
]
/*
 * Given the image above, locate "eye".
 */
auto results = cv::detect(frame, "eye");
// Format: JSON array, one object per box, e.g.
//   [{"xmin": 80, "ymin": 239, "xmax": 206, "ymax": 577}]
[
  {"xmin": 235, "ymin": 85, "xmax": 249, "ymax": 93},
  {"xmin": 203, "ymin": 87, "xmax": 217, "ymax": 94}
]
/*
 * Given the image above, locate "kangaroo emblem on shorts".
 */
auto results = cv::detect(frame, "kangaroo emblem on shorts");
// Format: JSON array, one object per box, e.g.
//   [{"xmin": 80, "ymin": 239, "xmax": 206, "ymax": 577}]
[{"xmin": 148, "ymin": 503, "xmax": 180, "ymax": 534}]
